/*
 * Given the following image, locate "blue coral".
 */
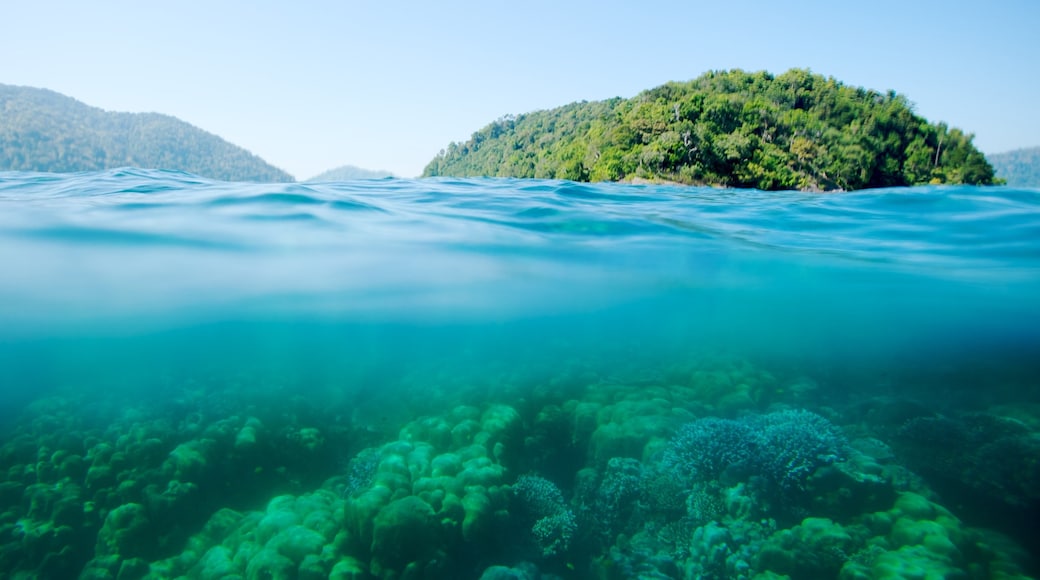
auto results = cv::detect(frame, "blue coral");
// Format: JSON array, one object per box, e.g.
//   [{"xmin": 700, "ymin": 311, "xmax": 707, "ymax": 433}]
[
  {"xmin": 595, "ymin": 458, "xmax": 643, "ymax": 520},
  {"xmin": 663, "ymin": 410, "xmax": 847, "ymax": 495},
  {"xmin": 575, "ymin": 457, "xmax": 644, "ymax": 545},
  {"xmin": 512, "ymin": 475, "xmax": 577, "ymax": 556},
  {"xmin": 748, "ymin": 409, "xmax": 848, "ymax": 493},
  {"xmin": 662, "ymin": 417, "xmax": 757, "ymax": 483}
]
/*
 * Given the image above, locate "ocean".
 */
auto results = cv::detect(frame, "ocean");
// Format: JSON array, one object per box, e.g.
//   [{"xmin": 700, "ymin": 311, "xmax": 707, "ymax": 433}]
[{"xmin": 1, "ymin": 168, "xmax": 1038, "ymax": 579}]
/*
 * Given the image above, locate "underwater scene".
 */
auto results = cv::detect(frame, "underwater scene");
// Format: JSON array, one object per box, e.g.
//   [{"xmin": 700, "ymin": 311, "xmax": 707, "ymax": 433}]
[{"xmin": 1, "ymin": 169, "xmax": 1039, "ymax": 579}]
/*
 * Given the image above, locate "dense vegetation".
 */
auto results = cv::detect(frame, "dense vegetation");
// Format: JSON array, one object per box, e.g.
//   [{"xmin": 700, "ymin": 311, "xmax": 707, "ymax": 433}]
[
  {"xmin": 424, "ymin": 69, "xmax": 997, "ymax": 191},
  {"xmin": 307, "ymin": 164, "xmax": 394, "ymax": 181},
  {"xmin": 987, "ymin": 147, "xmax": 1040, "ymax": 188},
  {"xmin": 0, "ymin": 84, "xmax": 293, "ymax": 182}
]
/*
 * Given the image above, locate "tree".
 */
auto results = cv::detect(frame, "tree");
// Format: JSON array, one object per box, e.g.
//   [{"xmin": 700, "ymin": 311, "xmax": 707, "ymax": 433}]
[{"xmin": 422, "ymin": 69, "xmax": 999, "ymax": 191}]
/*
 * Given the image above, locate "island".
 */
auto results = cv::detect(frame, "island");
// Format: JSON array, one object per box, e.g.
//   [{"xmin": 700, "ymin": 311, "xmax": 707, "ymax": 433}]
[
  {"xmin": 306, "ymin": 164, "xmax": 394, "ymax": 181},
  {"xmin": 423, "ymin": 69, "xmax": 998, "ymax": 191},
  {"xmin": 0, "ymin": 84, "xmax": 293, "ymax": 183},
  {"xmin": 987, "ymin": 146, "xmax": 1040, "ymax": 188}
]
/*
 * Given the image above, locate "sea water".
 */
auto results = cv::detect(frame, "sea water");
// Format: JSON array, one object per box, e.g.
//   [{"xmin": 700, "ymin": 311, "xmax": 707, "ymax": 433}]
[{"xmin": 1, "ymin": 169, "xmax": 1038, "ymax": 578}]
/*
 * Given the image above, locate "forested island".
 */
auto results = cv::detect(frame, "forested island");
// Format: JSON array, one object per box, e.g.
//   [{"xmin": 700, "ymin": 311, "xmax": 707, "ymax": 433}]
[
  {"xmin": 424, "ymin": 69, "xmax": 997, "ymax": 191},
  {"xmin": 0, "ymin": 84, "xmax": 293, "ymax": 182},
  {"xmin": 987, "ymin": 147, "xmax": 1040, "ymax": 188}
]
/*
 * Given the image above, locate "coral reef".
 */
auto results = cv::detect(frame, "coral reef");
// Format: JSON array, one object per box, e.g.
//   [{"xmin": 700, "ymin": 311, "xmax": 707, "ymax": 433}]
[
  {"xmin": 512, "ymin": 475, "xmax": 577, "ymax": 557},
  {"xmin": 891, "ymin": 411, "xmax": 1040, "ymax": 558},
  {"xmin": 660, "ymin": 409, "xmax": 848, "ymax": 508},
  {"xmin": 0, "ymin": 355, "xmax": 1036, "ymax": 579},
  {"xmin": 749, "ymin": 409, "xmax": 849, "ymax": 496},
  {"xmin": 663, "ymin": 417, "xmax": 758, "ymax": 483}
]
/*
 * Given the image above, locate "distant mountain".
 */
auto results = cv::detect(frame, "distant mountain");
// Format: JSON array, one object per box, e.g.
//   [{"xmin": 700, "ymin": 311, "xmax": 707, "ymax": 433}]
[
  {"xmin": 0, "ymin": 84, "xmax": 293, "ymax": 182},
  {"xmin": 425, "ymin": 68, "xmax": 997, "ymax": 191},
  {"xmin": 987, "ymin": 147, "xmax": 1040, "ymax": 188},
  {"xmin": 306, "ymin": 164, "xmax": 394, "ymax": 181}
]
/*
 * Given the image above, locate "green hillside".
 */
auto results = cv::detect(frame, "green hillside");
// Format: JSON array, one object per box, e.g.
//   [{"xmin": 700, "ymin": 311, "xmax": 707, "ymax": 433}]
[
  {"xmin": 0, "ymin": 84, "xmax": 293, "ymax": 182},
  {"xmin": 987, "ymin": 147, "xmax": 1040, "ymax": 188},
  {"xmin": 424, "ymin": 69, "xmax": 996, "ymax": 191}
]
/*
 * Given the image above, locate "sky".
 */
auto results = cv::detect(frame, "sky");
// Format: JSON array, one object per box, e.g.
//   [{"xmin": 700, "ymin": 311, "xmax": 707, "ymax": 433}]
[{"xmin": 3, "ymin": 0, "xmax": 1038, "ymax": 180}]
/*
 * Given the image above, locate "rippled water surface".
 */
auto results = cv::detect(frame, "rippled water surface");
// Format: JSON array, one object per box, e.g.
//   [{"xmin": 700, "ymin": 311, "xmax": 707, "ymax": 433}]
[
  {"xmin": 1, "ymin": 169, "xmax": 1038, "ymax": 578},
  {"xmin": 2, "ymin": 169, "xmax": 1038, "ymax": 325}
]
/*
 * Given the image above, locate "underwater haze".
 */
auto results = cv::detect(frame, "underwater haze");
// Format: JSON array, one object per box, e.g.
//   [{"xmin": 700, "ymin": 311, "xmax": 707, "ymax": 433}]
[{"xmin": 1, "ymin": 169, "xmax": 1039, "ymax": 578}]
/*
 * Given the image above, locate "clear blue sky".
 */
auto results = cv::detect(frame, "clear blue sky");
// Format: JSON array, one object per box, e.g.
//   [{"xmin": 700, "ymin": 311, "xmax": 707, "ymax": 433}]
[{"xmin": 3, "ymin": 0, "xmax": 1037, "ymax": 179}]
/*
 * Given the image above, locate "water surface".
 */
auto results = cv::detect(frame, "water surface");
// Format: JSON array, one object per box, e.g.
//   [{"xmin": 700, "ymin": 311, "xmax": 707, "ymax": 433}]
[{"xmin": 1, "ymin": 169, "xmax": 1037, "ymax": 578}]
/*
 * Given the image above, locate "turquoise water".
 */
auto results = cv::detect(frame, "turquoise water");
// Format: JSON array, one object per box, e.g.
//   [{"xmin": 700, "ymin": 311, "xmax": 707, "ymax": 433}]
[{"xmin": 1, "ymin": 169, "xmax": 1038, "ymax": 578}]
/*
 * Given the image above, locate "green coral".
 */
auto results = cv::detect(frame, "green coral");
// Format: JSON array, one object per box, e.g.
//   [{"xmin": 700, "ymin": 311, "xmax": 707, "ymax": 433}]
[
  {"xmin": 96, "ymin": 503, "xmax": 150, "ymax": 558},
  {"xmin": 840, "ymin": 493, "xmax": 990, "ymax": 579},
  {"xmin": 369, "ymin": 496, "xmax": 441, "ymax": 576},
  {"xmin": 145, "ymin": 403, "xmax": 522, "ymax": 579},
  {"xmin": 148, "ymin": 491, "xmax": 347, "ymax": 579},
  {"xmin": 756, "ymin": 517, "xmax": 863, "ymax": 577},
  {"xmin": 1, "ymin": 361, "xmax": 1037, "ymax": 579}
]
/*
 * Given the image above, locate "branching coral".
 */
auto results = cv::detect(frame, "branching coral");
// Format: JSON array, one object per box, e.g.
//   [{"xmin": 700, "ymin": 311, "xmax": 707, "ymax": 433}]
[
  {"xmin": 663, "ymin": 410, "xmax": 848, "ymax": 496},
  {"xmin": 662, "ymin": 417, "xmax": 758, "ymax": 484},
  {"xmin": 512, "ymin": 475, "xmax": 577, "ymax": 556},
  {"xmin": 749, "ymin": 409, "xmax": 848, "ymax": 494}
]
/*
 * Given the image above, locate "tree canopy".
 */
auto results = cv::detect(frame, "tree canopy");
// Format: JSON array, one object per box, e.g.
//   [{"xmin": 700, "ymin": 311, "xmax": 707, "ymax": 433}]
[
  {"xmin": 0, "ymin": 84, "xmax": 293, "ymax": 182},
  {"xmin": 423, "ymin": 69, "xmax": 997, "ymax": 191}
]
